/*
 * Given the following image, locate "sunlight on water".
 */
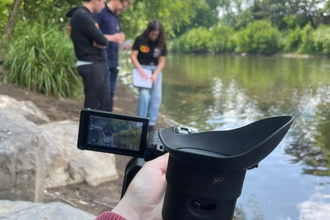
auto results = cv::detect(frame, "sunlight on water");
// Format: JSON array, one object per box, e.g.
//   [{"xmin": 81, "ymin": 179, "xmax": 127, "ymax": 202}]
[{"xmin": 161, "ymin": 54, "xmax": 330, "ymax": 220}]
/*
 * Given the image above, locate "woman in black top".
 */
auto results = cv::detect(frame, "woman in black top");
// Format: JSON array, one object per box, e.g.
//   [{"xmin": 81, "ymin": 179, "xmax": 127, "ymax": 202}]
[{"xmin": 130, "ymin": 20, "xmax": 167, "ymax": 131}]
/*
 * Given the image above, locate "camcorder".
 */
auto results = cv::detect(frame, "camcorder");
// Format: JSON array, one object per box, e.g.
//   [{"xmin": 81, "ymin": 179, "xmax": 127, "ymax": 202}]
[
  {"xmin": 77, "ymin": 109, "xmax": 193, "ymax": 196},
  {"xmin": 78, "ymin": 108, "xmax": 294, "ymax": 220}
]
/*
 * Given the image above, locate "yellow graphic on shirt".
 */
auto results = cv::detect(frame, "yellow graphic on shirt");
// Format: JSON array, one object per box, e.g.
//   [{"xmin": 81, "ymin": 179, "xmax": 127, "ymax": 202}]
[{"xmin": 139, "ymin": 45, "xmax": 150, "ymax": 53}]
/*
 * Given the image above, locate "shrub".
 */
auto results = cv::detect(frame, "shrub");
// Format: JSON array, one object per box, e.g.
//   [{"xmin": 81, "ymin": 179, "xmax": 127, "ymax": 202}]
[
  {"xmin": 297, "ymin": 23, "xmax": 316, "ymax": 55},
  {"xmin": 234, "ymin": 20, "xmax": 281, "ymax": 55},
  {"xmin": 170, "ymin": 27, "xmax": 212, "ymax": 53},
  {"xmin": 3, "ymin": 21, "xmax": 81, "ymax": 97},
  {"xmin": 209, "ymin": 24, "xmax": 235, "ymax": 53},
  {"xmin": 313, "ymin": 24, "xmax": 330, "ymax": 55},
  {"xmin": 283, "ymin": 26, "xmax": 302, "ymax": 52}
]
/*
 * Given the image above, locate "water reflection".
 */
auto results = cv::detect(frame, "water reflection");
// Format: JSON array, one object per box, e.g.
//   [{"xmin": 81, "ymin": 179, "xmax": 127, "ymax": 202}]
[{"xmin": 160, "ymin": 54, "xmax": 330, "ymax": 219}]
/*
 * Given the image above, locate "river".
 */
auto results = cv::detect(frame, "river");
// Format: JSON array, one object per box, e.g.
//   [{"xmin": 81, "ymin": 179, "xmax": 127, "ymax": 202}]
[{"xmin": 122, "ymin": 53, "xmax": 330, "ymax": 220}]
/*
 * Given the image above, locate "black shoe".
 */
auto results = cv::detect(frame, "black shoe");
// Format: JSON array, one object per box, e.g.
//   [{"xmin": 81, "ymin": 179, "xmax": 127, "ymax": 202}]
[{"xmin": 148, "ymin": 125, "xmax": 155, "ymax": 131}]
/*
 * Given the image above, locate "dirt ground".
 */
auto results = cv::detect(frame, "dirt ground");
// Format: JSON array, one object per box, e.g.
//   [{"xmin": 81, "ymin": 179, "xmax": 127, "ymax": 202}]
[{"xmin": 0, "ymin": 68, "xmax": 172, "ymax": 216}]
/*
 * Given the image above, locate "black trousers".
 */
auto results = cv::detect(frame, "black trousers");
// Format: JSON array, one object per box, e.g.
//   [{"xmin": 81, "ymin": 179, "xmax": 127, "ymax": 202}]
[{"xmin": 77, "ymin": 62, "xmax": 110, "ymax": 111}]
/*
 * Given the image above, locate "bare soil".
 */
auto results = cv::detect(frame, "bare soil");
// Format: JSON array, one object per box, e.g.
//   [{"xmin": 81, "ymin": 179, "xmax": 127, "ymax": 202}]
[{"xmin": 0, "ymin": 69, "xmax": 172, "ymax": 216}]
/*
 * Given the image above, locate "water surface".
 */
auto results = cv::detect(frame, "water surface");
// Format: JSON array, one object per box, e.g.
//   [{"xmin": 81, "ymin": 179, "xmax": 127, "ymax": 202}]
[{"xmin": 161, "ymin": 54, "xmax": 330, "ymax": 220}]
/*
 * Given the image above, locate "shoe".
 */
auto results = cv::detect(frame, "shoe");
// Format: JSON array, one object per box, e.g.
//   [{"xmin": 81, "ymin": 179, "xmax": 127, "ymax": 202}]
[{"xmin": 148, "ymin": 125, "xmax": 155, "ymax": 131}]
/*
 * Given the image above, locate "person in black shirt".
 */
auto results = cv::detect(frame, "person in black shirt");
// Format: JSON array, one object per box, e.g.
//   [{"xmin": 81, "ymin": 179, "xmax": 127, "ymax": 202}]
[
  {"xmin": 130, "ymin": 20, "xmax": 167, "ymax": 131},
  {"xmin": 66, "ymin": 0, "xmax": 110, "ymax": 111},
  {"xmin": 102, "ymin": 121, "xmax": 115, "ymax": 146}
]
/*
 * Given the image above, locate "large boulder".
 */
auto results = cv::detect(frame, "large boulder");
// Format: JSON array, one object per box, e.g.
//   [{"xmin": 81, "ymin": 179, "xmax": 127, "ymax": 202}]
[
  {"xmin": 0, "ymin": 200, "xmax": 96, "ymax": 219},
  {"xmin": 0, "ymin": 95, "xmax": 50, "ymax": 124},
  {"xmin": 0, "ymin": 109, "xmax": 45, "ymax": 203},
  {"xmin": 39, "ymin": 120, "xmax": 118, "ymax": 188},
  {"xmin": 0, "ymin": 94, "xmax": 118, "ymax": 203}
]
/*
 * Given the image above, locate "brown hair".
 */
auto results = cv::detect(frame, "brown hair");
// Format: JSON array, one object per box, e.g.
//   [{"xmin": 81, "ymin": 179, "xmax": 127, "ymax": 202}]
[{"xmin": 140, "ymin": 20, "xmax": 166, "ymax": 51}]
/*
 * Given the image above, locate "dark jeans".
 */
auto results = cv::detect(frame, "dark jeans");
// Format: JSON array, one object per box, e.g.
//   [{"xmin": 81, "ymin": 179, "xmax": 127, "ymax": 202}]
[
  {"xmin": 77, "ymin": 62, "xmax": 110, "ymax": 111},
  {"xmin": 107, "ymin": 60, "xmax": 119, "ymax": 112}
]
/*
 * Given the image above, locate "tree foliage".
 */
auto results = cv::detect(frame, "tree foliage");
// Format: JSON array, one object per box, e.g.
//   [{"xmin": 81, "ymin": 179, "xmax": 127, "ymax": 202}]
[
  {"xmin": 0, "ymin": 0, "xmax": 13, "ymax": 34},
  {"xmin": 234, "ymin": 20, "xmax": 281, "ymax": 54},
  {"xmin": 3, "ymin": 0, "xmax": 330, "ymax": 98}
]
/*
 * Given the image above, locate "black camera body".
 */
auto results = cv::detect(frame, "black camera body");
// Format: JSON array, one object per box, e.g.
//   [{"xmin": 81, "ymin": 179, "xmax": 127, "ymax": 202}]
[
  {"xmin": 77, "ymin": 109, "xmax": 193, "ymax": 196},
  {"xmin": 77, "ymin": 108, "xmax": 192, "ymax": 160},
  {"xmin": 145, "ymin": 126, "xmax": 193, "ymax": 161},
  {"xmin": 78, "ymin": 108, "xmax": 294, "ymax": 220}
]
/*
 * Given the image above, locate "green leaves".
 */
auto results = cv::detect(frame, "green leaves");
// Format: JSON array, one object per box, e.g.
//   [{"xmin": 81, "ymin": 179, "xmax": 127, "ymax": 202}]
[
  {"xmin": 0, "ymin": 0, "xmax": 12, "ymax": 34},
  {"xmin": 235, "ymin": 20, "xmax": 281, "ymax": 55},
  {"xmin": 169, "ymin": 24, "xmax": 235, "ymax": 54},
  {"xmin": 3, "ymin": 21, "xmax": 81, "ymax": 98},
  {"xmin": 121, "ymin": 0, "xmax": 197, "ymax": 38}
]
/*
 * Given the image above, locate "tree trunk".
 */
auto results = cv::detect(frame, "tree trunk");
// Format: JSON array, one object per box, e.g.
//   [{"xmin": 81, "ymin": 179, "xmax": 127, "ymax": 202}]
[{"xmin": 2, "ymin": 0, "xmax": 24, "ymax": 39}]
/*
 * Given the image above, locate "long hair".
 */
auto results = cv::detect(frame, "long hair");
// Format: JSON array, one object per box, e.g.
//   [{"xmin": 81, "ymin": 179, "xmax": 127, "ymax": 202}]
[{"xmin": 139, "ymin": 20, "xmax": 166, "ymax": 51}]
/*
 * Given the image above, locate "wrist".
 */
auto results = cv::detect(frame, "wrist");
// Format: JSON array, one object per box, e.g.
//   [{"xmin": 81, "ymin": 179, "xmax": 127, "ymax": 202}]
[{"xmin": 112, "ymin": 198, "xmax": 140, "ymax": 220}]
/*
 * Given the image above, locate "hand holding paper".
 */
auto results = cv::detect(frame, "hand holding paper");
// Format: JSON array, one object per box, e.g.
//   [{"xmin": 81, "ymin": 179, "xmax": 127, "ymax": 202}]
[
  {"xmin": 133, "ymin": 68, "xmax": 152, "ymax": 89},
  {"xmin": 120, "ymin": 39, "xmax": 132, "ymax": 50}
]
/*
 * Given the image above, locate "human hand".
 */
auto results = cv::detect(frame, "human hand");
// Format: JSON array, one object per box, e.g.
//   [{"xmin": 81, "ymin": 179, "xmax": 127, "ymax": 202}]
[
  {"xmin": 115, "ymin": 32, "xmax": 125, "ymax": 44},
  {"xmin": 120, "ymin": 39, "xmax": 132, "ymax": 50},
  {"xmin": 139, "ymin": 70, "xmax": 150, "ymax": 80},
  {"xmin": 151, "ymin": 73, "xmax": 158, "ymax": 84},
  {"xmin": 93, "ymin": 41, "xmax": 106, "ymax": 49},
  {"xmin": 123, "ymin": 43, "xmax": 131, "ymax": 50},
  {"xmin": 112, "ymin": 153, "xmax": 169, "ymax": 220}
]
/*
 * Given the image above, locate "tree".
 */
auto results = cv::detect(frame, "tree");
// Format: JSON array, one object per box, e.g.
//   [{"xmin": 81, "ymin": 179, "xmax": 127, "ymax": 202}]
[
  {"xmin": 173, "ymin": 0, "xmax": 219, "ymax": 36},
  {"xmin": 2, "ymin": 0, "xmax": 21, "ymax": 39}
]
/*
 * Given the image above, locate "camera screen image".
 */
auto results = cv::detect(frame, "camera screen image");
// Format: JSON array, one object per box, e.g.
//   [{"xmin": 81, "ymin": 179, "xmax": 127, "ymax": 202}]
[
  {"xmin": 78, "ymin": 109, "xmax": 149, "ymax": 157},
  {"xmin": 87, "ymin": 115, "xmax": 143, "ymax": 151}
]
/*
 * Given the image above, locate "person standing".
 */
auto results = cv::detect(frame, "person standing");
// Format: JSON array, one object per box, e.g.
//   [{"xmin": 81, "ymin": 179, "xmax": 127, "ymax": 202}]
[
  {"xmin": 102, "ymin": 121, "xmax": 115, "ymax": 146},
  {"xmin": 66, "ymin": 0, "xmax": 110, "ymax": 111},
  {"xmin": 93, "ymin": 0, "xmax": 131, "ymax": 112},
  {"xmin": 130, "ymin": 20, "xmax": 167, "ymax": 131}
]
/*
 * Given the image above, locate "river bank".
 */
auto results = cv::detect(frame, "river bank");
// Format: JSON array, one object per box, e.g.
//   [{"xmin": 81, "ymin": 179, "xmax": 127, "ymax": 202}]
[{"xmin": 0, "ymin": 72, "xmax": 173, "ymax": 216}]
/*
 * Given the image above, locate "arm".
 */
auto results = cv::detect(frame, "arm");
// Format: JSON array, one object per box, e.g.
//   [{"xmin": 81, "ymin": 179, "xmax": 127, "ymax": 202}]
[
  {"xmin": 93, "ymin": 11, "xmax": 125, "ymax": 44},
  {"xmin": 151, "ymin": 56, "xmax": 166, "ymax": 84},
  {"xmin": 78, "ymin": 12, "xmax": 107, "ymax": 47},
  {"xmin": 130, "ymin": 50, "xmax": 149, "ymax": 79},
  {"xmin": 104, "ymin": 33, "xmax": 125, "ymax": 44},
  {"xmin": 93, "ymin": 41, "xmax": 106, "ymax": 49}
]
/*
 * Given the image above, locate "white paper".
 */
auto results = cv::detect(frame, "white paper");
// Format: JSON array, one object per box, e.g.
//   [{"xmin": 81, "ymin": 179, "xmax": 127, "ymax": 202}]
[
  {"xmin": 133, "ymin": 68, "xmax": 152, "ymax": 89},
  {"xmin": 120, "ymin": 39, "xmax": 132, "ymax": 49}
]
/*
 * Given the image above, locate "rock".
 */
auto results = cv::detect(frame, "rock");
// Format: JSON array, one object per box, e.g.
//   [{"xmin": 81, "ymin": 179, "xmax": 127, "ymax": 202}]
[
  {"xmin": 0, "ymin": 95, "xmax": 50, "ymax": 124},
  {"xmin": 0, "ymin": 109, "xmax": 45, "ymax": 203},
  {"xmin": 0, "ymin": 200, "xmax": 95, "ymax": 219},
  {"xmin": 0, "ymin": 94, "xmax": 118, "ymax": 203},
  {"xmin": 39, "ymin": 120, "xmax": 118, "ymax": 188}
]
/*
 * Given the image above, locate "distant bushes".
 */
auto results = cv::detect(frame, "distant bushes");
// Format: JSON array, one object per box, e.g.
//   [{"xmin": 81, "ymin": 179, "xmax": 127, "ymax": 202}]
[
  {"xmin": 235, "ymin": 20, "xmax": 281, "ymax": 55},
  {"xmin": 170, "ymin": 20, "xmax": 281, "ymax": 55},
  {"xmin": 3, "ymin": 21, "xmax": 81, "ymax": 97},
  {"xmin": 170, "ymin": 27, "xmax": 212, "ymax": 53},
  {"xmin": 169, "ymin": 25, "xmax": 235, "ymax": 53},
  {"xmin": 169, "ymin": 20, "xmax": 330, "ymax": 56}
]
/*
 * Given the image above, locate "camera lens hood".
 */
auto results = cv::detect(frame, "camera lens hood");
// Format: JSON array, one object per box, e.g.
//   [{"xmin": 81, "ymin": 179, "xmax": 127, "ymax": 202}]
[{"xmin": 159, "ymin": 116, "xmax": 293, "ymax": 220}]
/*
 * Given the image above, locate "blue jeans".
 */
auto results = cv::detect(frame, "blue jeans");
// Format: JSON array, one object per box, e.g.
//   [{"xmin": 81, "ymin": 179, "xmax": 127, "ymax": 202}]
[
  {"xmin": 107, "ymin": 60, "xmax": 119, "ymax": 112},
  {"xmin": 137, "ymin": 65, "xmax": 162, "ymax": 126}
]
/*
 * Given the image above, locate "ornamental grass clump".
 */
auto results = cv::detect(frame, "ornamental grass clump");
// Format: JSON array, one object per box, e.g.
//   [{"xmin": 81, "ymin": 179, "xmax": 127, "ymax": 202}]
[{"xmin": 3, "ymin": 22, "xmax": 81, "ymax": 98}]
